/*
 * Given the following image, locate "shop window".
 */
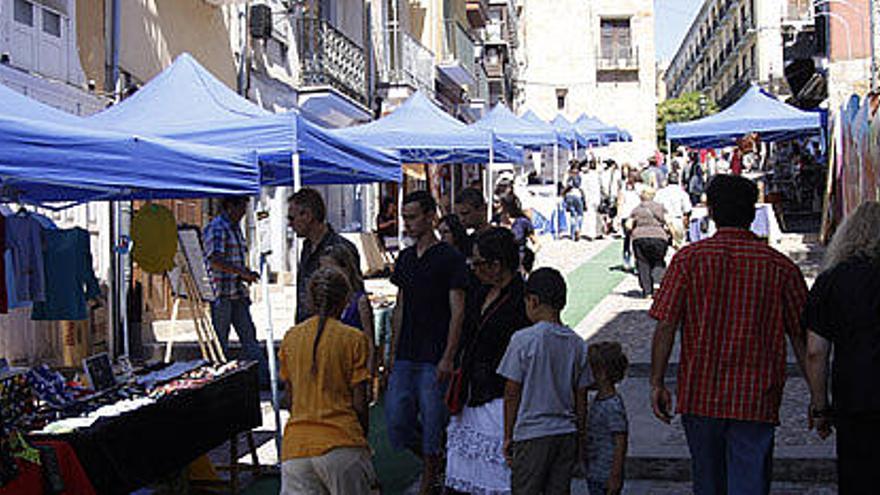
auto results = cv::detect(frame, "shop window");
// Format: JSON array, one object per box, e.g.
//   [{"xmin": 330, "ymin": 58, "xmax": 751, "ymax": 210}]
[
  {"xmin": 42, "ymin": 9, "xmax": 61, "ymax": 37},
  {"xmin": 14, "ymin": 0, "xmax": 34, "ymax": 27}
]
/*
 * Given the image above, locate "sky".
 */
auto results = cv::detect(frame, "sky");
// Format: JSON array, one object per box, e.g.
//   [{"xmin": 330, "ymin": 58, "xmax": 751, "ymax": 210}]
[{"xmin": 655, "ymin": 0, "xmax": 704, "ymax": 64}]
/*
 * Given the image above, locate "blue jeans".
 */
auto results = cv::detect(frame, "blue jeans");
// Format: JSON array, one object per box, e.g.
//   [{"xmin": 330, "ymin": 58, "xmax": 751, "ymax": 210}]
[
  {"xmin": 587, "ymin": 479, "xmax": 607, "ymax": 495},
  {"xmin": 385, "ymin": 360, "xmax": 449, "ymax": 456},
  {"xmin": 564, "ymin": 195, "xmax": 584, "ymax": 238},
  {"xmin": 682, "ymin": 414, "xmax": 775, "ymax": 495},
  {"xmin": 211, "ymin": 297, "xmax": 268, "ymax": 383}
]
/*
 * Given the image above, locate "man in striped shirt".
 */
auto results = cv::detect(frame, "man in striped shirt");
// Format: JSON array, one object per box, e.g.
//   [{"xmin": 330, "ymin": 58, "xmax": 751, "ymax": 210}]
[{"xmin": 649, "ymin": 175, "xmax": 808, "ymax": 495}]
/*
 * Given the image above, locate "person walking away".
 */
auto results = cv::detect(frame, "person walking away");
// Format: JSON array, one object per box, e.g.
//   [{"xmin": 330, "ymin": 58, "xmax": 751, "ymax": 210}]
[
  {"xmin": 649, "ymin": 175, "xmax": 809, "ymax": 495},
  {"xmin": 204, "ymin": 196, "xmax": 267, "ymax": 380},
  {"xmin": 289, "ymin": 188, "xmax": 360, "ymax": 324},
  {"xmin": 563, "ymin": 165, "xmax": 585, "ymax": 240},
  {"xmin": 600, "ymin": 160, "xmax": 622, "ymax": 235},
  {"xmin": 628, "ymin": 188, "xmax": 669, "ymax": 298},
  {"xmin": 319, "ymin": 244, "xmax": 376, "ymax": 379},
  {"xmin": 582, "ymin": 161, "xmax": 603, "ymax": 240},
  {"xmin": 802, "ymin": 201, "xmax": 880, "ymax": 493},
  {"xmin": 654, "ymin": 173, "xmax": 692, "ymax": 250},
  {"xmin": 278, "ymin": 267, "xmax": 376, "ymax": 494},
  {"xmin": 585, "ymin": 342, "xmax": 629, "ymax": 495},
  {"xmin": 445, "ymin": 228, "xmax": 530, "ymax": 495},
  {"xmin": 687, "ymin": 165, "xmax": 705, "ymax": 206},
  {"xmin": 617, "ymin": 175, "xmax": 642, "ymax": 270},
  {"xmin": 497, "ymin": 267, "xmax": 592, "ymax": 495},
  {"xmin": 498, "ymin": 194, "xmax": 539, "ymax": 273},
  {"xmin": 387, "ymin": 191, "xmax": 469, "ymax": 494}
]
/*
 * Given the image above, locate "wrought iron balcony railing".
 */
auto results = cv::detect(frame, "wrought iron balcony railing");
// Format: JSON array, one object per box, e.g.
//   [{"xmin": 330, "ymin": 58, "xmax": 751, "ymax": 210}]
[
  {"xmin": 296, "ymin": 17, "xmax": 367, "ymax": 105},
  {"xmin": 384, "ymin": 29, "xmax": 435, "ymax": 93},
  {"xmin": 442, "ymin": 20, "xmax": 477, "ymax": 80},
  {"xmin": 597, "ymin": 46, "xmax": 640, "ymax": 71}
]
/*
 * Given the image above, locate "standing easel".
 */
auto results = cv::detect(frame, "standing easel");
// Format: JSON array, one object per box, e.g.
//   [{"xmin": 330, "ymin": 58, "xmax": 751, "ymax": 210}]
[
  {"xmin": 163, "ymin": 227, "xmax": 262, "ymax": 493},
  {"xmin": 163, "ymin": 229, "xmax": 226, "ymax": 364}
]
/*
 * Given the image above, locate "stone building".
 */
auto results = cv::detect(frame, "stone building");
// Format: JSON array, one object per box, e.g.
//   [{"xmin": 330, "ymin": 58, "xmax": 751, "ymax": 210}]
[
  {"xmin": 517, "ymin": 0, "xmax": 657, "ymax": 163},
  {"xmin": 664, "ymin": 0, "xmax": 816, "ymax": 108}
]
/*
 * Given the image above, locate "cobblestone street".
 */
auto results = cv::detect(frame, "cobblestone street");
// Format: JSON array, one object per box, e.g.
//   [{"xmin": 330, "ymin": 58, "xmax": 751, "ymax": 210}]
[{"xmin": 549, "ymin": 233, "xmax": 837, "ymax": 493}]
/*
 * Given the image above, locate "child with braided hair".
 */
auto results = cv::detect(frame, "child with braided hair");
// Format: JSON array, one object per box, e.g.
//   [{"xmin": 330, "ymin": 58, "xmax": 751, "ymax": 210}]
[{"xmin": 278, "ymin": 267, "xmax": 377, "ymax": 494}]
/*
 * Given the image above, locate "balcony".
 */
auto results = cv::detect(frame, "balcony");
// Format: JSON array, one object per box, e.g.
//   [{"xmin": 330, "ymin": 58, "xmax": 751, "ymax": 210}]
[
  {"xmin": 296, "ymin": 17, "xmax": 368, "ymax": 107},
  {"xmin": 597, "ymin": 46, "xmax": 640, "ymax": 71},
  {"xmin": 385, "ymin": 29, "xmax": 436, "ymax": 93},
  {"xmin": 439, "ymin": 20, "xmax": 477, "ymax": 88},
  {"xmin": 718, "ymin": 73, "xmax": 753, "ymax": 108},
  {"xmin": 466, "ymin": 0, "xmax": 490, "ymax": 28}
]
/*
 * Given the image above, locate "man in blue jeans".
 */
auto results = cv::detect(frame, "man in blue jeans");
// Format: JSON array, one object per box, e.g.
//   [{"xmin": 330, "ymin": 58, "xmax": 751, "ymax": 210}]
[
  {"xmin": 387, "ymin": 191, "xmax": 468, "ymax": 495},
  {"xmin": 204, "ymin": 196, "xmax": 266, "ymax": 382}
]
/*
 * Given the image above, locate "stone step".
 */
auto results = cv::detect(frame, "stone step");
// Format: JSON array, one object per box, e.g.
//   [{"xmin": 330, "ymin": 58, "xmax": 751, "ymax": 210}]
[{"xmin": 619, "ymin": 377, "xmax": 836, "ymax": 483}]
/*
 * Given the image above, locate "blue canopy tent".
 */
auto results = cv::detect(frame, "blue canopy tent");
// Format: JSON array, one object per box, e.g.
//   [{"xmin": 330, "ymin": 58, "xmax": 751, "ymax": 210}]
[
  {"xmin": 332, "ymin": 91, "xmax": 523, "ymax": 164},
  {"xmin": 575, "ymin": 114, "xmax": 626, "ymax": 144},
  {"xmin": 666, "ymin": 85, "xmax": 822, "ymax": 148},
  {"xmin": 0, "ymin": 84, "xmax": 260, "ymax": 205},
  {"xmin": 472, "ymin": 104, "xmax": 567, "ymax": 150},
  {"xmin": 520, "ymin": 110, "xmax": 573, "ymax": 148},
  {"xmin": 88, "ymin": 53, "xmax": 402, "ymax": 186},
  {"xmin": 550, "ymin": 114, "xmax": 598, "ymax": 150}
]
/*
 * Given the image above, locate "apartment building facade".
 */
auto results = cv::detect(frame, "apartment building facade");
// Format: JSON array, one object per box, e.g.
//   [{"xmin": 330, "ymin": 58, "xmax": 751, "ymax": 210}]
[
  {"xmin": 664, "ymin": 0, "xmax": 816, "ymax": 108},
  {"xmin": 518, "ymin": 0, "xmax": 657, "ymax": 162}
]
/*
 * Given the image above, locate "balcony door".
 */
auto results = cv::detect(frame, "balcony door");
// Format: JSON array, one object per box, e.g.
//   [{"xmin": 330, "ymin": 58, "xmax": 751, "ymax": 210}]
[{"xmin": 600, "ymin": 18, "xmax": 632, "ymax": 61}]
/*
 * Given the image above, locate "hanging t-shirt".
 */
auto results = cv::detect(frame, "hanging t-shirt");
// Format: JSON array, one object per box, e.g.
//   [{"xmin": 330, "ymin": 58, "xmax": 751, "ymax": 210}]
[
  {"xmin": 31, "ymin": 228, "xmax": 100, "ymax": 321},
  {"xmin": 131, "ymin": 203, "xmax": 178, "ymax": 274},
  {"xmin": 5, "ymin": 215, "xmax": 45, "ymax": 304}
]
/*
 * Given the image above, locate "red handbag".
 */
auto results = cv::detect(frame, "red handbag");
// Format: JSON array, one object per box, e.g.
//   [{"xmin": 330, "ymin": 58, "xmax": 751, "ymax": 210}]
[{"xmin": 445, "ymin": 368, "xmax": 465, "ymax": 415}]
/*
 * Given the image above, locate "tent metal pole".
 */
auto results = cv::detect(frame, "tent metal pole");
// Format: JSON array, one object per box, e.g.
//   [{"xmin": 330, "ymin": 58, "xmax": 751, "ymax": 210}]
[
  {"xmin": 260, "ymin": 248, "xmax": 282, "ymax": 462},
  {"xmin": 666, "ymin": 139, "xmax": 672, "ymax": 167},
  {"xmin": 553, "ymin": 143, "xmax": 559, "ymax": 239},
  {"xmin": 487, "ymin": 137, "xmax": 495, "ymax": 223},
  {"xmin": 120, "ymin": 202, "xmax": 129, "ymax": 358}
]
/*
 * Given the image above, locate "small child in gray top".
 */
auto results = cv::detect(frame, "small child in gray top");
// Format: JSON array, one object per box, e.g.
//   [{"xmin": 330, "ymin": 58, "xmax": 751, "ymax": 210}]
[{"xmin": 585, "ymin": 341, "xmax": 629, "ymax": 495}]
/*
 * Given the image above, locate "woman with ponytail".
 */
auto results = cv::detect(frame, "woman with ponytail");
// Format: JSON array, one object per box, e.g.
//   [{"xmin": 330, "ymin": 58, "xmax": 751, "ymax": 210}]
[{"xmin": 278, "ymin": 267, "xmax": 377, "ymax": 494}]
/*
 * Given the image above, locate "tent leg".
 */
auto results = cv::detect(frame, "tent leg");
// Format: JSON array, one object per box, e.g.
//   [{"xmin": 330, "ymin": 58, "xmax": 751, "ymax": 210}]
[
  {"xmin": 666, "ymin": 139, "xmax": 672, "ymax": 167},
  {"xmin": 553, "ymin": 143, "xmax": 560, "ymax": 240},
  {"xmin": 487, "ymin": 137, "xmax": 495, "ymax": 223},
  {"xmin": 261, "ymin": 252, "xmax": 283, "ymax": 464}
]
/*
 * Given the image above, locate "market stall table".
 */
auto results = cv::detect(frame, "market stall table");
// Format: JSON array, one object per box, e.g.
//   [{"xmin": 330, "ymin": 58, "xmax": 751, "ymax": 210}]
[{"xmin": 30, "ymin": 362, "xmax": 261, "ymax": 495}]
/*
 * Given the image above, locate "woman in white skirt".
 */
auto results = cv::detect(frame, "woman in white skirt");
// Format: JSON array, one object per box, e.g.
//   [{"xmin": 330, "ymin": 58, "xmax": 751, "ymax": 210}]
[{"xmin": 446, "ymin": 227, "xmax": 531, "ymax": 494}]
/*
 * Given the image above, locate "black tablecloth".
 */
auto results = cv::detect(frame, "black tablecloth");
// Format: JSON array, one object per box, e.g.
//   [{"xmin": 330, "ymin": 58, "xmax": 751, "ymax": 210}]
[{"xmin": 34, "ymin": 362, "xmax": 261, "ymax": 494}]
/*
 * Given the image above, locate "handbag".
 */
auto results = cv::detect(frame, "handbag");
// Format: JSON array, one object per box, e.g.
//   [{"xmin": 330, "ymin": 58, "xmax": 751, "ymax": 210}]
[
  {"xmin": 445, "ymin": 368, "xmax": 466, "ymax": 415},
  {"xmin": 445, "ymin": 290, "xmax": 512, "ymax": 415}
]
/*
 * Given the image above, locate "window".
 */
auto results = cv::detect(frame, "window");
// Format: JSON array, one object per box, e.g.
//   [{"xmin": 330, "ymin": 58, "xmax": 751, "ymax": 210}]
[
  {"xmin": 556, "ymin": 88, "xmax": 567, "ymax": 110},
  {"xmin": 600, "ymin": 18, "xmax": 632, "ymax": 60},
  {"xmin": 42, "ymin": 9, "xmax": 61, "ymax": 37},
  {"xmin": 14, "ymin": 0, "xmax": 34, "ymax": 27}
]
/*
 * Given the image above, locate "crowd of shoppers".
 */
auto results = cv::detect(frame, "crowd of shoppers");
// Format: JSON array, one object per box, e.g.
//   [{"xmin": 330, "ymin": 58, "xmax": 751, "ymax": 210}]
[{"xmin": 208, "ymin": 167, "xmax": 869, "ymax": 494}]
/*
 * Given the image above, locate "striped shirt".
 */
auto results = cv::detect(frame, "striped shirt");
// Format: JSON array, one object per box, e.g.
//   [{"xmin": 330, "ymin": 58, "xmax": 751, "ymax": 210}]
[
  {"xmin": 203, "ymin": 213, "xmax": 249, "ymax": 300},
  {"xmin": 649, "ymin": 228, "xmax": 807, "ymax": 423}
]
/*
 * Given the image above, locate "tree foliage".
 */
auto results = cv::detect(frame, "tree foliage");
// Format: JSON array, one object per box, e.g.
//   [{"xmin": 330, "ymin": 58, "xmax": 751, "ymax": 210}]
[{"xmin": 656, "ymin": 92, "xmax": 719, "ymax": 152}]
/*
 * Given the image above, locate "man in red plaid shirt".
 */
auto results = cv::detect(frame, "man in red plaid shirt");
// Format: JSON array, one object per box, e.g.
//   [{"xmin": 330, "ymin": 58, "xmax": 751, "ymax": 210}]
[{"xmin": 649, "ymin": 175, "xmax": 808, "ymax": 495}]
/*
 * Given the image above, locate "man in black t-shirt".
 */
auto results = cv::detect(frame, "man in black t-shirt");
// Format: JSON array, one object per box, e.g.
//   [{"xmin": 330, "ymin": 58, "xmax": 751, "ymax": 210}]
[{"xmin": 386, "ymin": 190, "xmax": 468, "ymax": 493}]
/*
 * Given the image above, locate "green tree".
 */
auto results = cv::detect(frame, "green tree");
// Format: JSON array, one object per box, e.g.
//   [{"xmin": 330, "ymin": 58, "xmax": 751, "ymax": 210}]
[{"xmin": 657, "ymin": 92, "xmax": 719, "ymax": 152}]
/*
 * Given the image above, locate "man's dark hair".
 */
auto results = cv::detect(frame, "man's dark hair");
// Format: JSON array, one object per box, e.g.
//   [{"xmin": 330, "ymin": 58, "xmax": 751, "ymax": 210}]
[
  {"xmin": 706, "ymin": 175, "xmax": 758, "ymax": 228},
  {"xmin": 403, "ymin": 190, "xmax": 436, "ymax": 215},
  {"xmin": 526, "ymin": 267, "xmax": 567, "ymax": 311},
  {"xmin": 220, "ymin": 196, "xmax": 249, "ymax": 211},
  {"xmin": 290, "ymin": 188, "xmax": 327, "ymax": 222},
  {"xmin": 475, "ymin": 227, "xmax": 520, "ymax": 272},
  {"xmin": 455, "ymin": 187, "xmax": 486, "ymax": 209},
  {"xmin": 667, "ymin": 172, "xmax": 680, "ymax": 185}
]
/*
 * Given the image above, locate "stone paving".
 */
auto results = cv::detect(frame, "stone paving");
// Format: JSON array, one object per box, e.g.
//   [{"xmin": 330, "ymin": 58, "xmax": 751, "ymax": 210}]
[{"xmin": 571, "ymin": 233, "xmax": 838, "ymax": 491}]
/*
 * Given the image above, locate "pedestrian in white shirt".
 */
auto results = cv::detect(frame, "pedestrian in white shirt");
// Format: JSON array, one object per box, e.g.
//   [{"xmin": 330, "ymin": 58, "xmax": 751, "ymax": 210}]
[
  {"xmin": 654, "ymin": 172, "xmax": 692, "ymax": 249},
  {"xmin": 582, "ymin": 161, "xmax": 603, "ymax": 240}
]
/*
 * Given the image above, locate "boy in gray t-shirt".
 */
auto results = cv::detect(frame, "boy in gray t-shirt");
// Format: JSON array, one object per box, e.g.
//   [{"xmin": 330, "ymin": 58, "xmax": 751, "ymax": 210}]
[
  {"xmin": 497, "ymin": 268, "xmax": 592, "ymax": 494},
  {"xmin": 584, "ymin": 341, "xmax": 629, "ymax": 495}
]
